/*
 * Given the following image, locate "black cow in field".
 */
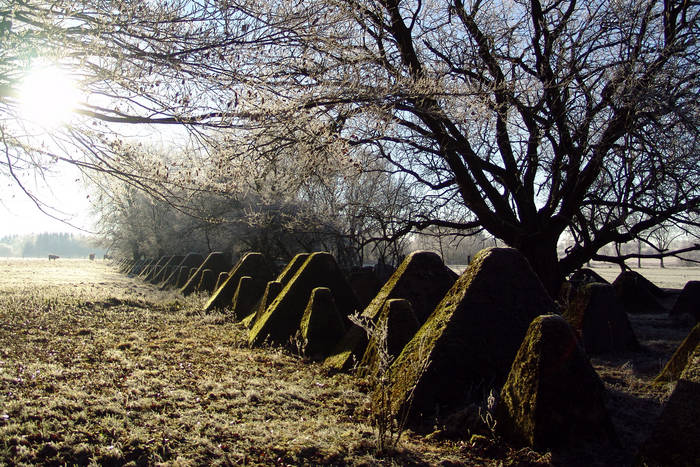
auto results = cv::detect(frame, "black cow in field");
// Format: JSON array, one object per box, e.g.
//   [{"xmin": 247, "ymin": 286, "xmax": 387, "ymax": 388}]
[{"xmin": 48, "ymin": 254, "xmax": 59, "ymax": 261}]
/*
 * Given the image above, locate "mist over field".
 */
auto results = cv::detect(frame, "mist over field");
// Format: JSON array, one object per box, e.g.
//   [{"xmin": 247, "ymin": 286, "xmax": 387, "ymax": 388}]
[{"xmin": 0, "ymin": 233, "xmax": 105, "ymax": 259}]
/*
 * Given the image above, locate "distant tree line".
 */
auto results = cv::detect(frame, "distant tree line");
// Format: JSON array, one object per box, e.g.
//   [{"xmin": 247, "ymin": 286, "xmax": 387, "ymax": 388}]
[{"xmin": 0, "ymin": 233, "xmax": 104, "ymax": 258}]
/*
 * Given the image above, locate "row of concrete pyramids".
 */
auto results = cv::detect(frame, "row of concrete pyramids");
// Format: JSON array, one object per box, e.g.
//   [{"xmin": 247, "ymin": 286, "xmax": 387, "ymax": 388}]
[{"xmin": 115, "ymin": 248, "xmax": 698, "ymax": 460}]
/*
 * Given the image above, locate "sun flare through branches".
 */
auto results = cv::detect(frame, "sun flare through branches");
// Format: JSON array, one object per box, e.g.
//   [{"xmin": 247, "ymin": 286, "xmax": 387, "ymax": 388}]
[{"xmin": 17, "ymin": 61, "xmax": 81, "ymax": 128}]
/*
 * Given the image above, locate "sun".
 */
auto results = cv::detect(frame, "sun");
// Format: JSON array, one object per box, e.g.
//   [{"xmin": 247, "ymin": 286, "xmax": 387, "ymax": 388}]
[{"xmin": 18, "ymin": 61, "xmax": 81, "ymax": 127}]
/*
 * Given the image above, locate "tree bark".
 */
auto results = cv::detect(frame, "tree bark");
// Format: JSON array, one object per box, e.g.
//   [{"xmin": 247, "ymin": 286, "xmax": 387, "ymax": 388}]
[{"xmin": 511, "ymin": 234, "xmax": 562, "ymax": 299}]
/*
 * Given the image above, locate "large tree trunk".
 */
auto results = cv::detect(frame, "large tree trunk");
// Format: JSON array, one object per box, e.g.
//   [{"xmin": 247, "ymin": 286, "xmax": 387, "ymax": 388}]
[{"xmin": 512, "ymin": 235, "xmax": 563, "ymax": 299}]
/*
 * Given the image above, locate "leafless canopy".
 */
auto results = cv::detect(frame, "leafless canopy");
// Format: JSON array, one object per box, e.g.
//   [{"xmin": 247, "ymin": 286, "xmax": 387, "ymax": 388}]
[{"xmin": 1, "ymin": 0, "xmax": 698, "ymax": 290}]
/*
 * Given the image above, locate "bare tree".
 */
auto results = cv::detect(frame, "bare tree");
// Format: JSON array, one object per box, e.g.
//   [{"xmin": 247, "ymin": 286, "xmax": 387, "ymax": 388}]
[{"xmin": 2, "ymin": 1, "xmax": 699, "ymax": 294}]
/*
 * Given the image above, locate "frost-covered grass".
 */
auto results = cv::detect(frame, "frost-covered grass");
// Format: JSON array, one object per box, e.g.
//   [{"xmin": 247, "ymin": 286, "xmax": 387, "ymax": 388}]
[
  {"xmin": 0, "ymin": 259, "xmax": 691, "ymax": 465},
  {"xmin": 0, "ymin": 260, "xmax": 545, "ymax": 465}
]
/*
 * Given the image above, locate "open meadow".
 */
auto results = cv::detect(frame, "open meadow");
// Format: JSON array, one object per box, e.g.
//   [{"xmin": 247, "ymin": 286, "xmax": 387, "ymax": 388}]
[
  {"xmin": 0, "ymin": 258, "xmax": 696, "ymax": 465},
  {"xmin": 0, "ymin": 259, "xmax": 548, "ymax": 466}
]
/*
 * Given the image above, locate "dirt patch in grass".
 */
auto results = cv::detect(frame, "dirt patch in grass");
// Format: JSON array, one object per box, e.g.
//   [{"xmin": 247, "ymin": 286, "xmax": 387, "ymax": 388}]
[{"xmin": 0, "ymin": 259, "xmax": 692, "ymax": 465}]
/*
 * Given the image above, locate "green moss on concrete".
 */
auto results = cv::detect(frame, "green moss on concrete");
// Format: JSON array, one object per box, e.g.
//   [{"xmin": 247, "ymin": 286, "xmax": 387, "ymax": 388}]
[
  {"xmin": 152, "ymin": 255, "xmax": 183, "ymax": 284},
  {"xmin": 215, "ymin": 272, "xmax": 229, "ymax": 292},
  {"xmin": 655, "ymin": 323, "xmax": 700, "ymax": 383},
  {"xmin": 249, "ymin": 252, "xmax": 359, "ymax": 347},
  {"xmin": 231, "ymin": 276, "xmax": 268, "ymax": 321},
  {"xmin": 384, "ymin": 247, "xmax": 557, "ymax": 427},
  {"xmin": 181, "ymin": 252, "xmax": 231, "ymax": 296},
  {"xmin": 138, "ymin": 257, "xmax": 161, "ymax": 279},
  {"xmin": 197, "ymin": 269, "xmax": 216, "ymax": 293},
  {"xmin": 246, "ymin": 280, "xmax": 283, "ymax": 329},
  {"xmin": 174, "ymin": 266, "xmax": 189, "ymax": 288},
  {"xmin": 145, "ymin": 256, "xmax": 171, "ymax": 282},
  {"xmin": 276, "ymin": 253, "xmax": 310, "ymax": 286},
  {"xmin": 357, "ymin": 298, "xmax": 419, "ymax": 379},
  {"xmin": 497, "ymin": 315, "xmax": 617, "ymax": 450},
  {"xmin": 203, "ymin": 252, "xmax": 272, "ymax": 311},
  {"xmin": 638, "ymin": 342, "xmax": 700, "ymax": 466},
  {"xmin": 300, "ymin": 287, "xmax": 346, "ymax": 361},
  {"xmin": 323, "ymin": 251, "xmax": 457, "ymax": 373},
  {"xmin": 161, "ymin": 253, "xmax": 204, "ymax": 289}
]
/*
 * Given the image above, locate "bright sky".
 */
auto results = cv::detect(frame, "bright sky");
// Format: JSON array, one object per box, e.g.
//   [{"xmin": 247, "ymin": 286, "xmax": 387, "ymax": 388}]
[
  {"xmin": 2, "ymin": 58, "xmax": 189, "ymax": 238},
  {"xmin": 0, "ymin": 166, "xmax": 94, "ymax": 237},
  {"xmin": 0, "ymin": 60, "xmax": 93, "ymax": 237}
]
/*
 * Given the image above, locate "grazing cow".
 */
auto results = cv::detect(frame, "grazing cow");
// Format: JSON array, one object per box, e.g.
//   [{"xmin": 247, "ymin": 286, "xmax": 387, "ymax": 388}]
[
  {"xmin": 48, "ymin": 254, "xmax": 59, "ymax": 261},
  {"xmin": 89, "ymin": 253, "xmax": 95, "ymax": 261}
]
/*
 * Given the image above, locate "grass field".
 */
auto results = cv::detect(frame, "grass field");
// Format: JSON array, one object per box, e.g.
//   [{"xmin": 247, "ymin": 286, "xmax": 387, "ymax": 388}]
[
  {"xmin": 0, "ymin": 259, "xmax": 694, "ymax": 465},
  {"xmin": 588, "ymin": 262, "xmax": 700, "ymax": 289}
]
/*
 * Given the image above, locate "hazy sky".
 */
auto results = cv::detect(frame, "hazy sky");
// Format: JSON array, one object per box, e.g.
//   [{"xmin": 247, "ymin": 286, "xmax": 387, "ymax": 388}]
[
  {"xmin": 2, "ymin": 60, "xmax": 193, "ymax": 238},
  {"xmin": 0, "ymin": 165, "xmax": 94, "ymax": 237}
]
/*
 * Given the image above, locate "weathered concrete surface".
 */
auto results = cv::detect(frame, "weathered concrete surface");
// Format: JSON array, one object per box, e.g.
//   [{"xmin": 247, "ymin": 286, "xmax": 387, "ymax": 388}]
[
  {"xmin": 637, "ymin": 341, "xmax": 700, "ymax": 466},
  {"xmin": 204, "ymin": 252, "xmax": 272, "ymax": 311},
  {"xmin": 197, "ymin": 269, "xmax": 217, "ymax": 293},
  {"xmin": 180, "ymin": 252, "xmax": 231, "ymax": 296},
  {"xmin": 324, "ymin": 251, "xmax": 457, "ymax": 373},
  {"xmin": 562, "ymin": 282, "xmax": 639, "ymax": 354},
  {"xmin": 300, "ymin": 287, "xmax": 346, "ymax": 361},
  {"xmin": 160, "ymin": 253, "xmax": 204, "ymax": 289},
  {"xmin": 655, "ymin": 323, "xmax": 700, "ymax": 383},
  {"xmin": 383, "ymin": 247, "xmax": 557, "ymax": 426},
  {"xmin": 231, "ymin": 276, "xmax": 268, "ymax": 321},
  {"xmin": 612, "ymin": 270, "xmax": 665, "ymax": 314},
  {"xmin": 244, "ymin": 280, "xmax": 283, "ymax": 329},
  {"xmin": 669, "ymin": 281, "xmax": 700, "ymax": 323},
  {"xmin": 357, "ymin": 298, "xmax": 419, "ymax": 379},
  {"xmin": 249, "ymin": 252, "xmax": 359, "ymax": 347},
  {"xmin": 497, "ymin": 315, "xmax": 618, "ymax": 450},
  {"xmin": 151, "ymin": 255, "xmax": 184, "ymax": 284}
]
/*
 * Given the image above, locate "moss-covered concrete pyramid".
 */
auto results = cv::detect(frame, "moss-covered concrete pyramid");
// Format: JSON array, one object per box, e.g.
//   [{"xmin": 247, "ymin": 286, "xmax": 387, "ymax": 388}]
[
  {"xmin": 174, "ymin": 266, "xmax": 190, "ymax": 288},
  {"xmin": 244, "ymin": 280, "xmax": 283, "ymax": 329},
  {"xmin": 243, "ymin": 254, "xmax": 311, "ymax": 329},
  {"xmin": 231, "ymin": 276, "xmax": 268, "ymax": 321},
  {"xmin": 151, "ymin": 255, "xmax": 183, "ymax": 284},
  {"xmin": 300, "ymin": 287, "xmax": 346, "ymax": 361},
  {"xmin": 215, "ymin": 272, "xmax": 229, "ymax": 291},
  {"xmin": 276, "ymin": 253, "xmax": 310, "ymax": 285},
  {"xmin": 249, "ymin": 252, "xmax": 359, "ymax": 347},
  {"xmin": 497, "ymin": 314, "xmax": 618, "ymax": 449},
  {"xmin": 669, "ymin": 281, "xmax": 700, "ymax": 322},
  {"xmin": 197, "ymin": 269, "xmax": 217, "ymax": 293},
  {"xmin": 180, "ymin": 252, "xmax": 231, "ymax": 296},
  {"xmin": 203, "ymin": 252, "xmax": 272, "ymax": 311},
  {"xmin": 637, "ymin": 341, "xmax": 700, "ymax": 466},
  {"xmin": 133, "ymin": 258, "xmax": 152, "ymax": 276},
  {"xmin": 145, "ymin": 256, "xmax": 171, "ymax": 282},
  {"xmin": 137, "ymin": 257, "xmax": 155, "ymax": 278},
  {"xmin": 655, "ymin": 323, "xmax": 700, "ymax": 383},
  {"xmin": 324, "ymin": 251, "xmax": 457, "ymax": 373},
  {"xmin": 612, "ymin": 270, "xmax": 666, "ymax": 314},
  {"xmin": 357, "ymin": 298, "xmax": 419, "ymax": 379},
  {"xmin": 569, "ymin": 268, "xmax": 610, "ymax": 285},
  {"xmin": 160, "ymin": 253, "xmax": 204, "ymax": 289},
  {"xmin": 562, "ymin": 282, "xmax": 639, "ymax": 354},
  {"xmin": 383, "ymin": 247, "xmax": 557, "ymax": 425}
]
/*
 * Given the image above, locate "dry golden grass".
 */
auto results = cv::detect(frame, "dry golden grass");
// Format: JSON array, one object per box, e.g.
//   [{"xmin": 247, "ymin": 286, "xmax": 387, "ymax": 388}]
[
  {"xmin": 0, "ymin": 259, "xmax": 552, "ymax": 466},
  {"xmin": 0, "ymin": 259, "xmax": 692, "ymax": 465},
  {"xmin": 589, "ymin": 263, "xmax": 700, "ymax": 289}
]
